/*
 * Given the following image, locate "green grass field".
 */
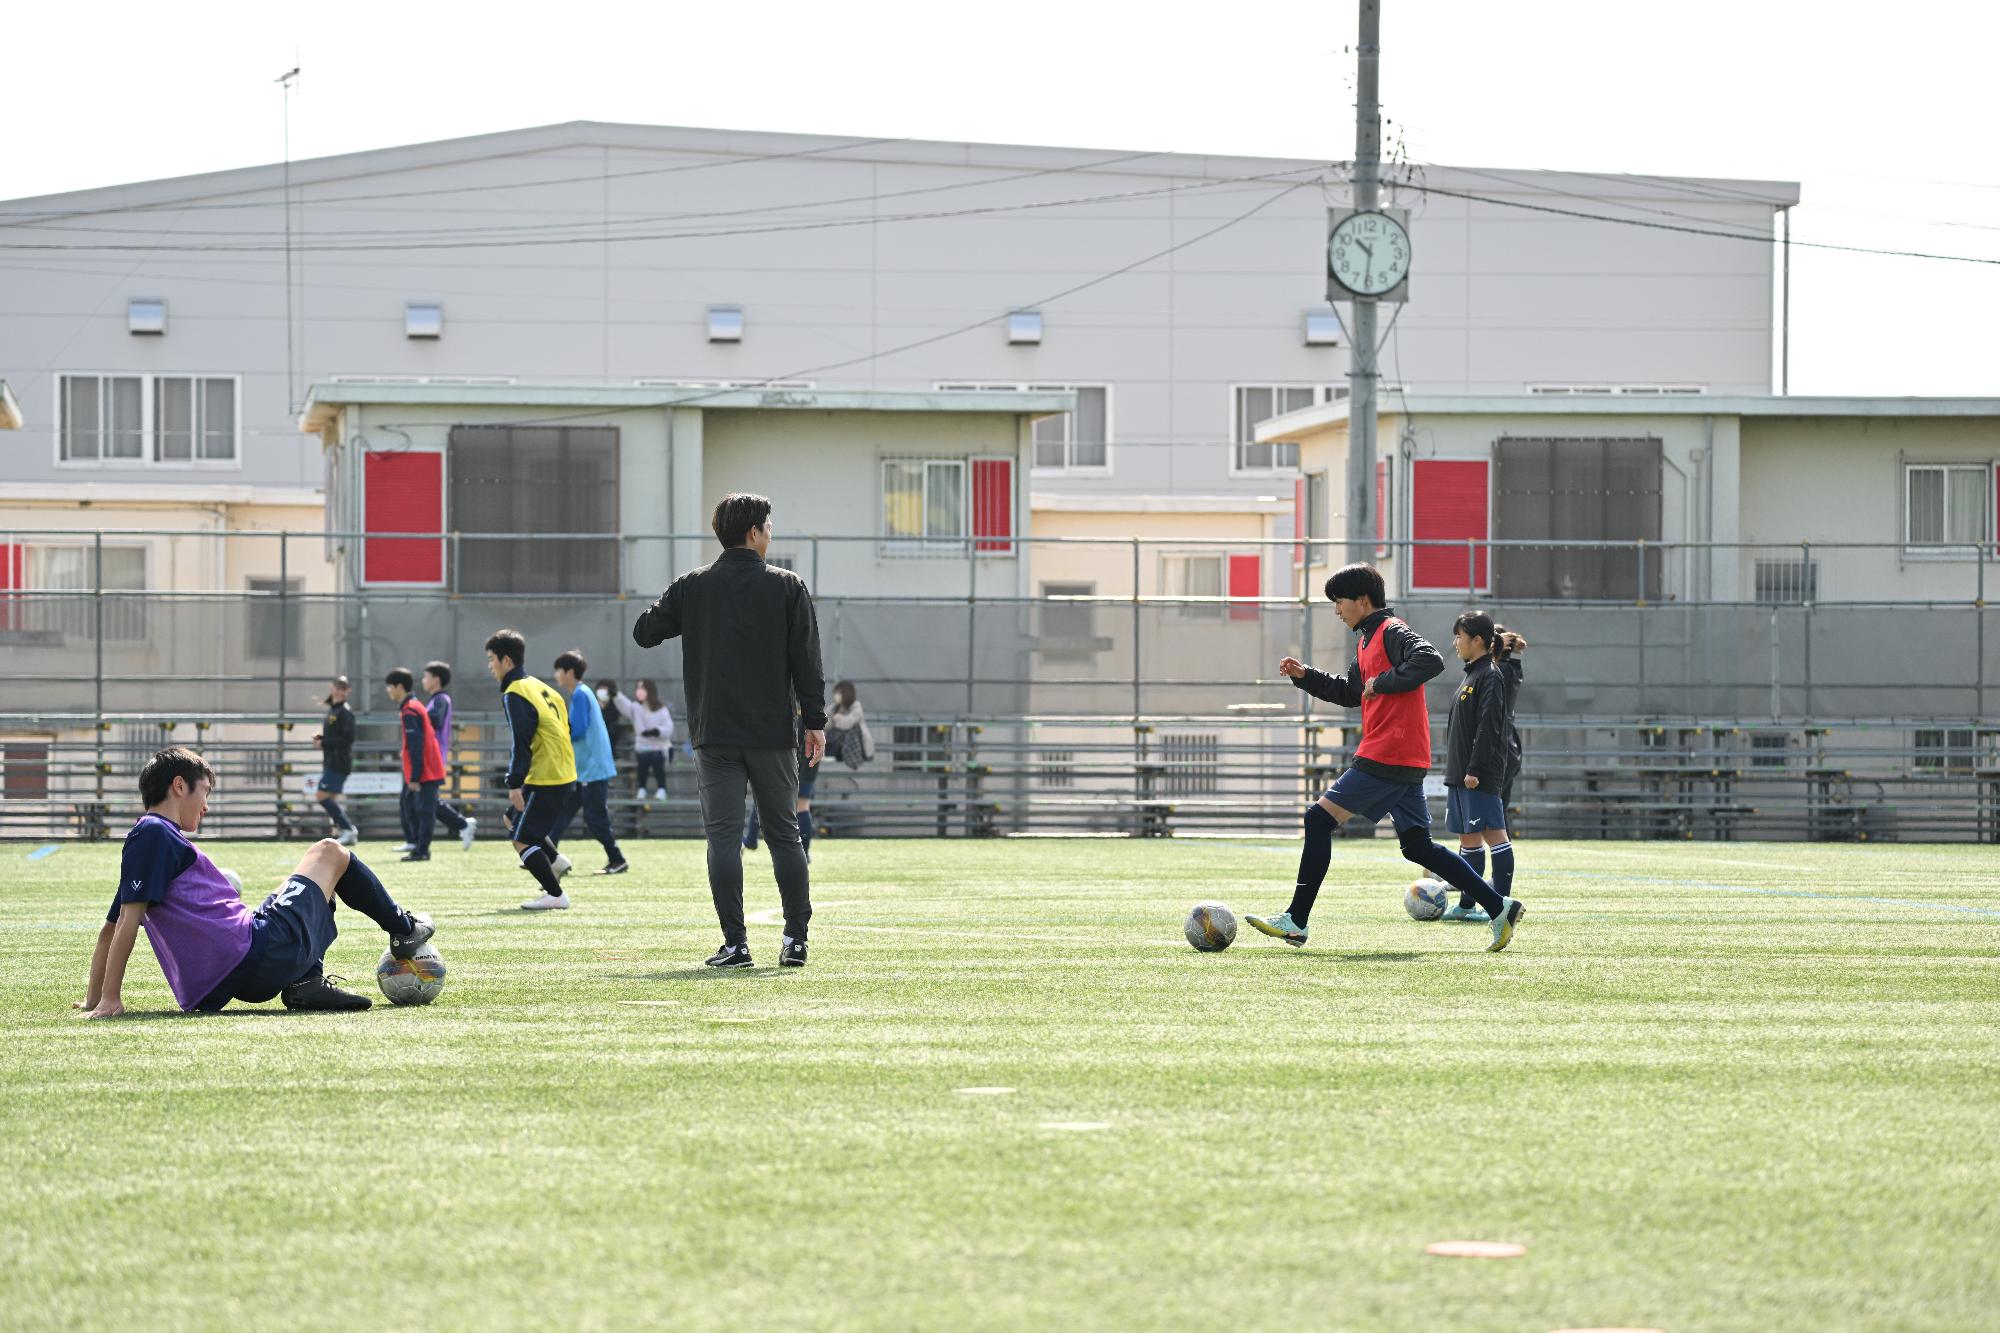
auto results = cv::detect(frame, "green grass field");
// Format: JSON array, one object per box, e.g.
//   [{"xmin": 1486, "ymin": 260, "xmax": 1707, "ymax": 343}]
[{"xmin": 5, "ymin": 835, "xmax": 1998, "ymax": 1331}]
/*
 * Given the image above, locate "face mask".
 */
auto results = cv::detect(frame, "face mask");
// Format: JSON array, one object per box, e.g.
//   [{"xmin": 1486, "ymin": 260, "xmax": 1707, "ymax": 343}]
[{"xmin": 595, "ymin": 687, "xmax": 611, "ymax": 702}]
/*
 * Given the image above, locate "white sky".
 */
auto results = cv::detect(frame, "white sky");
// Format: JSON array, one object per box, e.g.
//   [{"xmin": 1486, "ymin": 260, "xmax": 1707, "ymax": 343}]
[{"xmin": 5, "ymin": 0, "xmax": 1997, "ymax": 396}]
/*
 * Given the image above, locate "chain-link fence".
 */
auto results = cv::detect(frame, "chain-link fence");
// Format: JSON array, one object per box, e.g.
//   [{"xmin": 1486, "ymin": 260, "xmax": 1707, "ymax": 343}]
[{"xmin": 2, "ymin": 529, "xmax": 1995, "ymax": 840}]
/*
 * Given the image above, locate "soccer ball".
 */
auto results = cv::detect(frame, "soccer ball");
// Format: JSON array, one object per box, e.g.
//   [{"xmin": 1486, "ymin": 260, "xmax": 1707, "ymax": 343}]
[
  {"xmin": 1404, "ymin": 879, "xmax": 1449, "ymax": 921},
  {"xmin": 219, "ymin": 868, "xmax": 243, "ymax": 896},
  {"xmin": 377, "ymin": 942, "xmax": 447, "ymax": 1005},
  {"xmin": 1184, "ymin": 901, "xmax": 1238, "ymax": 952}
]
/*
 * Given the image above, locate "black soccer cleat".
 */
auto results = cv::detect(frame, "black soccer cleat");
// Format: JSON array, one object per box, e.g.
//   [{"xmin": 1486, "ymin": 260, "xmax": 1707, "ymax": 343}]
[
  {"xmin": 704, "ymin": 942, "xmax": 753, "ymax": 969},
  {"xmin": 595, "ymin": 860, "xmax": 630, "ymax": 876},
  {"xmin": 779, "ymin": 937, "xmax": 808, "ymax": 968},
  {"xmin": 399, "ymin": 852, "xmax": 431, "ymax": 863},
  {"xmin": 389, "ymin": 912, "xmax": 435, "ymax": 961},
  {"xmin": 281, "ymin": 971, "xmax": 373, "ymax": 1011}
]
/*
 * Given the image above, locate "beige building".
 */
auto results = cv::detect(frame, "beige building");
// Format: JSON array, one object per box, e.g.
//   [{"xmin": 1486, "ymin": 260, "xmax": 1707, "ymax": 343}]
[{"xmin": 1257, "ymin": 394, "xmax": 2000, "ymax": 608}]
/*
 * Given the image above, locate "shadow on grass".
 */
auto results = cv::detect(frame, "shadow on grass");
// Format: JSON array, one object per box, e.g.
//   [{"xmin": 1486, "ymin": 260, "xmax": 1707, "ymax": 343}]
[
  {"xmin": 613, "ymin": 967, "xmax": 786, "ymax": 982},
  {"xmin": 1246, "ymin": 949, "xmax": 1423, "ymax": 964}
]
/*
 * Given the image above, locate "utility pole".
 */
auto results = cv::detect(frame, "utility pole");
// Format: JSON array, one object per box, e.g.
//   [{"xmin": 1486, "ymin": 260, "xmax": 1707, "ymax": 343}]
[
  {"xmin": 1344, "ymin": 0, "xmax": 1382, "ymax": 565},
  {"xmin": 277, "ymin": 65, "xmax": 300, "ymax": 414}
]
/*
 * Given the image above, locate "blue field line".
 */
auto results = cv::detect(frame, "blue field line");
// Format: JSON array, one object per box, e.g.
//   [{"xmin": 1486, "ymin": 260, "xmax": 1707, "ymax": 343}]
[
  {"xmin": 1240, "ymin": 844, "xmax": 2000, "ymax": 919},
  {"xmin": 24, "ymin": 844, "xmax": 60, "ymax": 861}
]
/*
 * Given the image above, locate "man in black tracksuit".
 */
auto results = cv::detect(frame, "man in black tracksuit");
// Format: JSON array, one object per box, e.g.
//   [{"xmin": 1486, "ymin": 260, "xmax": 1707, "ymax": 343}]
[{"xmin": 633, "ymin": 492, "xmax": 826, "ymax": 970}]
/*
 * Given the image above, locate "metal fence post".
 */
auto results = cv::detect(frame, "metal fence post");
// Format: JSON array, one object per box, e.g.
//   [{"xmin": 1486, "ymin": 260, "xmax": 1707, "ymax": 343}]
[
  {"xmin": 1131, "ymin": 537, "xmax": 1142, "ymax": 722},
  {"xmin": 278, "ymin": 531, "xmax": 290, "ymax": 832},
  {"xmin": 1636, "ymin": 539, "xmax": 1648, "ymax": 716},
  {"xmin": 965, "ymin": 539, "xmax": 977, "ymax": 718},
  {"xmin": 1466, "ymin": 537, "xmax": 1476, "ymax": 598},
  {"xmin": 1801, "ymin": 540, "xmax": 1813, "ymax": 719},
  {"xmin": 94, "ymin": 531, "xmax": 105, "ymax": 822},
  {"xmin": 1979, "ymin": 547, "xmax": 1988, "ymax": 721}
]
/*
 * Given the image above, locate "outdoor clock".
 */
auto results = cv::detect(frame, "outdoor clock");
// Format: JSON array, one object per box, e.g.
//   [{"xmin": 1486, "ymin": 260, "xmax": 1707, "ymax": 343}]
[{"xmin": 1326, "ymin": 209, "xmax": 1411, "ymax": 300}]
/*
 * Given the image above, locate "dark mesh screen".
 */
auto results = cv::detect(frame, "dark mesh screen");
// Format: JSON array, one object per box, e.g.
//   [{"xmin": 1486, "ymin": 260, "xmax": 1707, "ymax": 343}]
[
  {"xmin": 448, "ymin": 426, "xmax": 620, "ymax": 594},
  {"xmin": 1494, "ymin": 435, "xmax": 1662, "ymax": 600}
]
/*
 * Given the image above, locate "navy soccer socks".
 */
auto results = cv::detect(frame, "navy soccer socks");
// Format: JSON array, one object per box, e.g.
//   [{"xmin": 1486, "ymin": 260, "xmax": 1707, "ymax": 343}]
[
  {"xmin": 334, "ymin": 854, "xmax": 415, "ymax": 938},
  {"xmin": 1490, "ymin": 841, "xmax": 1515, "ymax": 899},
  {"xmin": 1398, "ymin": 828, "xmax": 1504, "ymax": 919},
  {"xmin": 1285, "ymin": 805, "xmax": 1338, "ymax": 929},
  {"xmin": 1456, "ymin": 845, "xmax": 1487, "ymax": 910}
]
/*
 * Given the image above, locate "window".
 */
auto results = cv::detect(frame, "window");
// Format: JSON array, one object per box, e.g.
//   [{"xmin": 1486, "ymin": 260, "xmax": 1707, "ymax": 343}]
[
  {"xmin": 1914, "ymin": 728, "xmax": 1976, "ymax": 775},
  {"xmin": 246, "ymin": 577, "xmax": 303, "ymax": 659},
  {"xmin": 1491, "ymin": 437, "xmax": 1663, "ymax": 600},
  {"xmin": 0, "ymin": 544, "xmax": 147, "ymax": 640},
  {"xmin": 883, "ymin": 458, "xmax": 966, "ymax": 551},
  {"xmin": 448, "ymin": 426, "xmax": 620, "ymax": 594},
  {"xmin": 1754, "ymin": 558, "xmax": 1818, "ymax": 605},
  {"xmin": 1232, "ymin": 385, "xmax": 1336, "ymax": 472},
  {"xmin": 1038, "ymin": 582, "xmax": 1103, "ymax": 662},
  {"xmin": 940, "ymin": 383, "xmax": 1109, "ymax": 471},
  {"xmin": 1409, "ymin": 459, "xmax": 1491, "ymax": 592},
  {"xmin": 1159, "ymin": 733, "xmax": 1220, "ymax": 797},
  {"xmin": 59, "ymin": 373, "xmax": 236, "ymax": 464},
  {"xmin": 1904, "ymin": 463, "xmax": 1989, "ymax": 554},
  {"xmin": 1161, "ymin": 553, "xmax": 1224, "ymax": 620}
]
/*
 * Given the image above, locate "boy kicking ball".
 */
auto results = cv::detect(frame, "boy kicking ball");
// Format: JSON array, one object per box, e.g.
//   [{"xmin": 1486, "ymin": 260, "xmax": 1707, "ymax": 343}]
[
  {"xmin": 77, "ymin": 747, "xmax": 434, "ymax": 1018},
  {"xmin": 1245, "ymin": 563, "xmax": 1525, "ymax": 953}
]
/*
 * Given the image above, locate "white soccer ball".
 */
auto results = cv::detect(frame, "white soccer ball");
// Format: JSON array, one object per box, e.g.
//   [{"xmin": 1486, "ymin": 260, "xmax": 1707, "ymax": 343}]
[
  {"xmin": 377, "ymin": 942, "xmax": 447, "ymax": 1005},
  {"xmin": 220, "ymin": 868, "xmax": 243, "ymax": 895},
  {"xmin": 1184, "ymin": 901, "xmax": 1238, "ymax": 952},
  {"xmin": 1404, "ymin": 879, "xmax": 1449, "ymax": 921}
]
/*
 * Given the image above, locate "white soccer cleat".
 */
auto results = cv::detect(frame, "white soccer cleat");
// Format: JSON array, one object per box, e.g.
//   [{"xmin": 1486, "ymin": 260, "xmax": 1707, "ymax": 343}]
[
  {"xmin": 520, "ymin": 891, "xmax": 571, "ymax": 912},
  {"xmin": 335, "ymin": 828, "xmax": 358, "ymax": 847},
  {"xmin": 460, "ymin": 817, "xmax": 477, "ymax": 851},
  {"xmin": 390, "ymin": 842, "xmax": 415, "ymax": 854},
  {"xmin": 551, "ymin": 852, "xmax": 573, "ymax": 879},
  {"xmin": 652, "ymin": 787, "xmax": 667, "ymax": 801}
]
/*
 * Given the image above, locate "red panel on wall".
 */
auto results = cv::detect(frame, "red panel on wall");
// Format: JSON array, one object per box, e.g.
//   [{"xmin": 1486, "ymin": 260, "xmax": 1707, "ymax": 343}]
[
  {"xmin": 972, "ymin": 458, "xmax": 1014, "ymax": 554},
  {"xmin": 1410, "ymin": 459, "xmax": 1488, "ymax": 590},
  {"xmin": 1228, "ymin": 552, "xmax": 1261, "ymax": 621},
  {"xmin": 0, "ymin": 543, "xmax": 20, "ymax": 630},
  {"xmin": 363, "ymin": 451, "xmax": 444, "ymax": 584}
]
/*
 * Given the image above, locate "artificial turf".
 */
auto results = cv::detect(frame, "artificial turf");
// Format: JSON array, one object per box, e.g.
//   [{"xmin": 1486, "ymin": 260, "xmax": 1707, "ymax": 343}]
[{"xmin": 3, "ymin": 836, "xmax": 1997, "ymax": 1331}]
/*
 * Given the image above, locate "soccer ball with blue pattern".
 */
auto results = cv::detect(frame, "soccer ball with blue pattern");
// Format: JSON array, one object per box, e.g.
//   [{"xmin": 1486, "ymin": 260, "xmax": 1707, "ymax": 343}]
[
  {"xmin": 377, "ymin": 942, "xmax": 447, "ymax": 1005},
  {"xmin": 1403, "ymin": 879, "xmax": 1449, "ymax": 921}
]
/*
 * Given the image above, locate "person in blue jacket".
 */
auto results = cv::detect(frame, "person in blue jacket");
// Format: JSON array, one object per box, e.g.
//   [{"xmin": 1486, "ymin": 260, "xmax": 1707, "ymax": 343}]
[{"xmin": 550, "ymin": 650, "xmax": 629, "ymax": 875}]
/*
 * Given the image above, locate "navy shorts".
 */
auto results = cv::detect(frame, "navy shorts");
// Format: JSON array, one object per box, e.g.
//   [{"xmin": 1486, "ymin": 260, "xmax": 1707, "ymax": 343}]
[
  {"xmin": 196, "ymin": 874, "xmax": 337, "ymax": 1010},
  {"xmin": 509, "ymin": 782, "xmax": 573, "ymax": 845},
  {"xmin": 1445, "ymin": 784, "xmax": 1508, "ymax": 835},
  {"xmin": 317, "ymin": 770, "xmax": 348, "ymax": 795},
  {"xmin": 1324, "ymin": 766, "xmax": 1431, "ymax": 832}
]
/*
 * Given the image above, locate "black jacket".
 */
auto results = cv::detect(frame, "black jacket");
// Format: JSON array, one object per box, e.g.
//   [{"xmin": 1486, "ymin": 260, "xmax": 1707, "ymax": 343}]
[
  {"xmin": 1444, "ymin": 657, "xmax": 1510, "ymax": 788},
  {"xmin": 320, "ymin": 702, "xmax": 355, "ymax": 775},
  {"xmin": 1499, "ymin": 658, "xmax": 1524, "ymax": 781},
  {"xmin": 632, "ymin": 547, "xmax": 827, "ymax": 750}
]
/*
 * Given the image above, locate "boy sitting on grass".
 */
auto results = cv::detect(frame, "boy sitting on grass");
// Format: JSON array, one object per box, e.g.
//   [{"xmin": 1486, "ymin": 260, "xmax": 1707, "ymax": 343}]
[
  {"xmin": 1245, "ymin": 563, "xmax": 1525, "ymax": 953},
  {"xmin": 77, "ymin": 747, "xmax": 434, "ymax": 1018}
]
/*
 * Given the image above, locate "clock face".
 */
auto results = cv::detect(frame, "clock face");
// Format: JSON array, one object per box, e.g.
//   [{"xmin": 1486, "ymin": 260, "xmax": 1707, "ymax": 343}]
[{"xmin": 1327, "ymin": 211, "xmax": 1411, "ymax": 297}]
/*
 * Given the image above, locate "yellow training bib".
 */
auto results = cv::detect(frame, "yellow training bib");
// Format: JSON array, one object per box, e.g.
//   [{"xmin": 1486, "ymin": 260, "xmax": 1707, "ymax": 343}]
[{"xmin": 505, "ymin": 676, "xmax": 578, "ymax": 786}]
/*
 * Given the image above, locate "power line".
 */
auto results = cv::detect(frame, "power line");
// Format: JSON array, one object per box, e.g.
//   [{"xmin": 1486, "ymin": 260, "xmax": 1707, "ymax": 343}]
[
  {"xmin": 0, "ymin": 150, "xmax": 1175, "ymax": 241},
  {"xmin": 0, "ymin": 134, "xmax": 914, "ymax": 225},
  {"xmin": 0, "ymin": 168, "xmax": 1327, "ymax": 254},
  {"xmin": 366, "ymin": 181, "xmax": 1316, "ymax": 433},
  {"xmin": 1398, "ymin": 180, "xmax": 2000, "ymax": 268}
]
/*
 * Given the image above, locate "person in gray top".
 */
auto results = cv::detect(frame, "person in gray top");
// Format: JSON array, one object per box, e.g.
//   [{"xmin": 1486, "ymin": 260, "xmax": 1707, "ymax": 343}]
[{"xmin": 633, "ymin": 493, "xmax": 826, "ymax": 969}]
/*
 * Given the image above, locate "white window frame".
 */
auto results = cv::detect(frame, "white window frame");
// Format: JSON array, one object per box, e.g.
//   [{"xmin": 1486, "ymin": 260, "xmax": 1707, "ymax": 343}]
[
  {"xmin": 1902, "ymin": 461, "xmax": 1993, "ymax": 561},
  {"xmin": 54, "ymin": 372, "xmax": 242, "ymax": 469},
  {"xmin": 880, "ymin": 456, "xmax": 968, "ymax": 557},
  {"xmin": 1228, "ymin": 384, "xmax": 1339, "ymax": 477},
  {"xmin": 938, "ymin": 382, "xmax": 1112, "ymax": 476},
  {"xmin": 9, "ymin": 541, "xmax": 151, "ymax": 642},
  {"xmin": 1160, "ymin": 551, "xmax": 1227, "ymax": 621}
]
